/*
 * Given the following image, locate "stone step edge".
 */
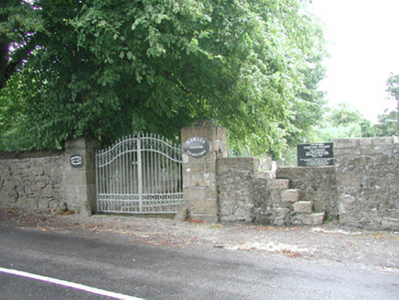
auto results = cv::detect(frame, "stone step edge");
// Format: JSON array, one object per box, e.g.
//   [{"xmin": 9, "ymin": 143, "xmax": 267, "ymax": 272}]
[
  {"xmin": 293, "ymin": 201, "xmax": 313, "ymax": 214},
  {"xmin": 265, "ymin": 179, "xmax": 289, "ymax": 190},
  {"xmin": 281, "ymin": 189, "xmax": 301, "ymax": 203},
  {"xmin": 292, "ymin": 212, "xmax": 326, "ymax": 226},
  {"xmin": 254, "ymin": 171, "xmax": 276, "ymax": 180}
]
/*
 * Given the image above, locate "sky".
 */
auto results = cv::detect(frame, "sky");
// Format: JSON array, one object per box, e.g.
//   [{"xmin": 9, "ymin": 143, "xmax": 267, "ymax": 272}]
[{"xmin": 308, "ymin": 0, "xmax": 399, "ymax": 123}]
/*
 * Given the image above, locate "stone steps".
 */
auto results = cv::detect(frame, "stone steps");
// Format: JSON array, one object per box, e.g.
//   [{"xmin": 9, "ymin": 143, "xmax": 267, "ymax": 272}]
[
  {"xmin": 266, "ymin": 179, "xmax": 289, "ymax": 190},
  {"xmin": 251, "ymin": 167, "xmax": 327, "ymax": 226},
  {"xmin": 292, "ymin": 212, "xmax": 326, "ymax": 226},
  {"xmin": 257, "ymin": 175, "xmax": 326, "ymax": 226},
  {"xmin": 254, "ymin": 171, "xmax": 276, "ymax": 180},
  {"xmin": 293, "ymin": 201, "xmax": 313, "ymax": 214},
  {"xmin": 282, "ymin": 189, "xmax": 300, "ymax": 202}
]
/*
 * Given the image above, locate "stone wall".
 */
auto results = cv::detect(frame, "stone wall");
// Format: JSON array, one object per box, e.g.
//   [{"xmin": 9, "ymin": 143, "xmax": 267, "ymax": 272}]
[
  {"xmin": 217, "ymin": 157, "xmax": 325, "ymax": 226},
  {"xmin": 0, "ymin": 151, "xmax": 66, "ymax": 211},
  {"xmin": 217, "ymin": 158, "xmax": 257, "ymax": 222},
  {"xmin": 0, "ymin": 138, "xmax": 97, "ymax": 214},
  {"xmin": 276, "ymin": 166, "xmax": 337, "ymax": 217},
  {"xmin": 2, "ymin": 129, "xmax": 398, "ymax": 230},
  {"xmin": 216, "ymin": 136, "xmax": 399, "ymax": 230},
  {"xmin": 335, "ymin": 137, "xmax": 399, "ymax": 230}
]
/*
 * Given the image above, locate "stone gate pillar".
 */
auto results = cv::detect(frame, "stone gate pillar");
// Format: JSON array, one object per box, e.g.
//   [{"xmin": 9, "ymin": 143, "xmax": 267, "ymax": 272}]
[
  {"xmin": 63, "ymin": 138, "xmax": 98, "ymax": 215},
  {"xmin": 181, "ymin": 122, "xmax": 227, "ymax": 222}
]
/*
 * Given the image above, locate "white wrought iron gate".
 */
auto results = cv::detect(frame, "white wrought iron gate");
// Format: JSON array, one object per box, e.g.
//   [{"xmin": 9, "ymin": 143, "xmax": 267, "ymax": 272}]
[{"xmin": 96, "ymin": 134, "xmax": 183, "ymax": 214}]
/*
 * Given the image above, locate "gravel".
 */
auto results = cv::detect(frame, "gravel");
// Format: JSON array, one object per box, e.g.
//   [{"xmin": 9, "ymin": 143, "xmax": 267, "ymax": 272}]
[{"xmin": 1, "ymin": 208, "xmax": 398, "ymax": 273}]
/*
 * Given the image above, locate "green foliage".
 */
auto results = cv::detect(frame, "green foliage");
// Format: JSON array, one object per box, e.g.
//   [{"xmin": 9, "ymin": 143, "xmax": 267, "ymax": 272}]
[
  {"xmin": 310, "ymin": 103, "xmax": 374, "ymax": 142},
  {"xmin": 0, "ymin": 0, "xmax": 326, "ymax": 153},
  {"xmin": 373, "ymin": 73, "xmax": 399, "ymax": 137},
  {"xmin": 281, "ymin": 73, "xmax": 399, "ymax": 165},
  {"xmin": 386, "ymin": 73, "xmax": 399, "ymax": 101},
  {"xmin": 0, "ymin": 71, "xmax": 41, "ymax": 150},
  {"xmin": 280, "ymin": 103, "xmax": 375, "ymax": 166},
  {"xmin": 374, "ymin": 110, "xmax": 399, "ymax": 136},
  {"xmin": 325, "ymin": 103, "xmax": 365, "ymax": 127}
]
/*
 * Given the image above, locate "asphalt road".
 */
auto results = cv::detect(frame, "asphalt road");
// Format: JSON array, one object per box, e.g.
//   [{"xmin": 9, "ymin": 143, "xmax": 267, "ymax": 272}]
[{"xmin": 0, "ymin": 225, "xmax": 398, "ymax": 300}]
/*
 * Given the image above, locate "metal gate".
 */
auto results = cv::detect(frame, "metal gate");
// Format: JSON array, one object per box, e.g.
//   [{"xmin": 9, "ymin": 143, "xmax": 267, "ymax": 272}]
[{"xmin": 96, "ymin": 134, "xmax": 183, "ymax": 214}]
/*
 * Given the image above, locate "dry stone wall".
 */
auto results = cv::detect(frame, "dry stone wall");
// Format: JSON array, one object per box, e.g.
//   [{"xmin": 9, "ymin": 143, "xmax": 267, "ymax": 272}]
[
  {"xmin": 276, "ymin": 166, "xmax": 337, "ymax": 217},
  {"xmin": 216, "ymin": 136, "xmax": 399, "ymax": 230},
  {"xmin": 0, "ymin": 151, "xmax": 66, "ymax": 211},
  {"xmin": 217, "ymin": 158, "xmax": 257, "ymax": 222},
  {"xmin": 0, "ymin": 138, "xmax": 97, "ymax": 214},
  {"xmin": 335, "ymin": 137, "xmax": 399, "ymax": 230},
  {"xmin": 217, "ymin": 157, "xmax": 325, "ymax": 226},
  {"xmin": 1, "ymin": 129, "xmax": 398, "ymax": 231}
]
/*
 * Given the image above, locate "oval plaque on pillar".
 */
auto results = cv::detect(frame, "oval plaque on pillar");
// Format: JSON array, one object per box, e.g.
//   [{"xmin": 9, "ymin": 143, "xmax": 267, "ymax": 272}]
[
  {"xmin": 183, "ymin": 137, "xmax": 210, "ymax": 158},
  {"xmin": 70, "ymin": 154, "xmax": 84, "ymax": 167}
]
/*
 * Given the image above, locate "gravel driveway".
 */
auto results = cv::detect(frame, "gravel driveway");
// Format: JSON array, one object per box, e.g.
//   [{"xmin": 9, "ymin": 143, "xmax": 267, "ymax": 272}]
[{"xmin": 1, "ymin": 209, "xmax": 398, "ymax": 274}]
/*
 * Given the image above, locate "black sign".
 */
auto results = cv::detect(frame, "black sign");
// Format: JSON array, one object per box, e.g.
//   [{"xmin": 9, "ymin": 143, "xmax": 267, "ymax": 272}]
[
  {"xmin": 297, "ymin": 143, "xmax": 334, "ymax": 166},
  {"xmin": 70, "ymin": 154, "xmax": 84, "ymax": 168},
  {"xmin": 183, "ymin": 137, "xmax": 210, "ymax": 158}
]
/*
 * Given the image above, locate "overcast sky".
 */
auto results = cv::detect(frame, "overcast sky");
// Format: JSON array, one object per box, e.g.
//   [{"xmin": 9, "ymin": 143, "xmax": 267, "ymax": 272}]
[{"xmin": 308, "ymin": 0, "xmax": 399, "ymax": 123}]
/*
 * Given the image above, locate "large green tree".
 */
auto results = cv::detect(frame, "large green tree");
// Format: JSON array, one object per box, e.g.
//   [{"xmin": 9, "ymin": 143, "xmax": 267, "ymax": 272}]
[{"xmin": 0, "ymin": 0, "xmax": 326, "ymax": 153}]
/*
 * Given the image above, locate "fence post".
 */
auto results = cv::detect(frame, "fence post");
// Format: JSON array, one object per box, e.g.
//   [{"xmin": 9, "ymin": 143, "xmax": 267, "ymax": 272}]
[{"xmin": 180, "ymin": 122, "xmax": 227, "ymax": 222}]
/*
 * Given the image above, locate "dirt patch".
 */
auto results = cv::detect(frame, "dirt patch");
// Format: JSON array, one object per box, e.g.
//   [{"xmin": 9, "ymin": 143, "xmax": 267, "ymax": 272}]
[{"xmin": 1, "ymin": 208, "xmax": 398, "ymax": 272}]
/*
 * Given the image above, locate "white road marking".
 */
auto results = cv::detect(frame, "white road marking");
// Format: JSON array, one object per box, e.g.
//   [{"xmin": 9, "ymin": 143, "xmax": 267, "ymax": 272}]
[{"xmin": 0, "ymin": 267, "xmax": 143, "ymax": 300}]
